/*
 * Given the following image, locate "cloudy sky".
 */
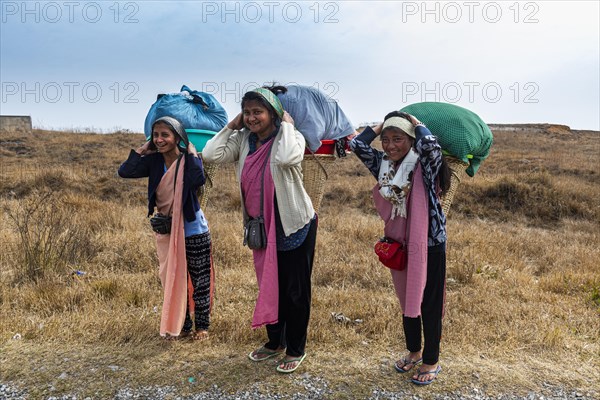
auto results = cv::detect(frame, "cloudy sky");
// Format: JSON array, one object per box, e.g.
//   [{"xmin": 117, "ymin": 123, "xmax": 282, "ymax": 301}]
[{"xmin": 1, "ymin": 0, "xmax": 599, "ymax": 131}]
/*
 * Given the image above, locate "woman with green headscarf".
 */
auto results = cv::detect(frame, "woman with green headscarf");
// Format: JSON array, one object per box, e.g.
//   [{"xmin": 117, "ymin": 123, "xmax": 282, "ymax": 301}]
[{"xmin": 203, "ymin": 88, "xmax": 317, "ymax": 374}]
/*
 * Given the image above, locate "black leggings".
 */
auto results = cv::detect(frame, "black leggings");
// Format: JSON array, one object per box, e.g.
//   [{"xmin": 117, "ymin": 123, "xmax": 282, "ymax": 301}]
[
  {"xmin": 402, "ymin": 245, "xmax": 446, "ymax": 365},
  {"xmin": 182, "ymin": 231, "xmax": 212, "ymax": 332},
  {"xmin": 264, "ymin": 220, "xmax": 318, "ymax": 357}
]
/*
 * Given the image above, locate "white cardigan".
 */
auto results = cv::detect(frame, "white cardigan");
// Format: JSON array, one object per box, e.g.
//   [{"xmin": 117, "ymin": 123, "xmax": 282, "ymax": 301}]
[{"xmin": 202, "ymin": 122, "xmax": 315, "ymax": 236}]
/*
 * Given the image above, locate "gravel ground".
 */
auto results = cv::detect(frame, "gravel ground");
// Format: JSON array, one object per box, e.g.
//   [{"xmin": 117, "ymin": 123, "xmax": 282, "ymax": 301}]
[{"xmin": 1, "ymin": 378, "xmax": 597, "ymax": 400}]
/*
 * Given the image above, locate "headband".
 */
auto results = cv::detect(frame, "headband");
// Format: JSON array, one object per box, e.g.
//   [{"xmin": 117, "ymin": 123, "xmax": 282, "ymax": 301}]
[
  {"xmin": 382, "ymin": 116, "xmax": 415, "ymax": 139},
  {"xmin": 253, "ymin": 88, "xmax": 285, "ymax": 119}
]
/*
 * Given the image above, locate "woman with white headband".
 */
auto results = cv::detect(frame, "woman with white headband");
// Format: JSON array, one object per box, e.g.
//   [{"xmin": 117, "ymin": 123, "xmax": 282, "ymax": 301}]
[{"xmin": 350, "ymin": 111, "xmax": 451, "ymax": 386}]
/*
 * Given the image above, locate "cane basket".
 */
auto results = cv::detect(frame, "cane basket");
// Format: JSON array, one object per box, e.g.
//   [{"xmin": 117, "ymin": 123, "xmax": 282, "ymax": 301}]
[
  {"xmin": 301, "ymin": 154, "xmax": 336, "ymax": 213},
  {"xmin": 440, "ymin": 156, "xmax": 469, "ymax": 216},
  {"xmin": 198, "ymin": 161, "xmax": 218, "ymax": 210}
]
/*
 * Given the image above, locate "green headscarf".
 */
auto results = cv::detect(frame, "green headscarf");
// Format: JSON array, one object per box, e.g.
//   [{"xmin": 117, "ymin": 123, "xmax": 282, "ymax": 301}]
[{"xmin": 253, "ymin": 88, "xmax": 284, "ymax": 119}]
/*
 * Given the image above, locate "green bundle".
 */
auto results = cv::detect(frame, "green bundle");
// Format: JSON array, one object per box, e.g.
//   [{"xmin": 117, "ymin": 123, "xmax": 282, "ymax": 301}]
[{"xmin": 400, "ymin": 102, "xmax": 493, "ymax": 176}]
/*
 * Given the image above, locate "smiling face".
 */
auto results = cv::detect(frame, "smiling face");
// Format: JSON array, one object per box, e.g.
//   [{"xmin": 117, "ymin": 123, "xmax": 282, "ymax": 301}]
[
  {"xmin": 242, "ymin": 100, "xmax": 276, "ymax": 138},
  {"xmin": 152, "ymin": 122, "xmax": 179, "ymax": 156},
  {"xmin": 381, "ymin": 127, "xmax": 414, "ymax": 162}
]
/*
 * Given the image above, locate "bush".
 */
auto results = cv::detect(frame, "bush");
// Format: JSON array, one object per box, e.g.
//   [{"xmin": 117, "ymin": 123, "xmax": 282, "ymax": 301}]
[{"xmin": 5, "ymin": 190, "xmax": 96, "ymax": 284}]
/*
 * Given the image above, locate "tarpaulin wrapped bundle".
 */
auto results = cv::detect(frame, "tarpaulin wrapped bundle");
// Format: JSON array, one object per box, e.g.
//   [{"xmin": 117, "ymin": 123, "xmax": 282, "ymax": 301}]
[
  {"xmin": 275, "ymin": 85, "xmax": 356, "ymax": 212},
  {"xmin": 145, "ymin": 85, "xmax": 229, "ymax": 209},
  {"xmin": 144, "ymin": 85, "xmax": 228, "ymax": 140},
  {"xmin": 276, "ymin": 85, "xmax": 356, "ymax": 152},
  {"xmin": 400, "ymin": 102, "xmax": 493, "ymax": 215}
]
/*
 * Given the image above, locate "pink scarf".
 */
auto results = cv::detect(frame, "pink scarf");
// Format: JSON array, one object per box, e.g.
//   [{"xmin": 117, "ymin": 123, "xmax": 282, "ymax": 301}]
[
  {"xmin": 241, "ymin": 143, "xmax": 279, "ymax": 329},
  {"xmin": 155, "ymin": 156, "xmax": 195, "ymax": 337},
  {"xmin": 373, "ymin": 163, "xmax": 429, "ymax": 318}
]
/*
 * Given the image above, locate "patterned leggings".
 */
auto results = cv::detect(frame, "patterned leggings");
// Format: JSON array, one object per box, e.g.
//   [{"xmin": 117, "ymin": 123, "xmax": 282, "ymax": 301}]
[{"xmin": 182, "ymin": 231, "xmax": 212, "ymax": 332}]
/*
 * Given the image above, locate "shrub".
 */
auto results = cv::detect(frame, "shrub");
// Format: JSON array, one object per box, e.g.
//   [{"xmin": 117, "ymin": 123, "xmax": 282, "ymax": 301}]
[{"xmin": 4, "ymin": 190, "xmax": 97, "ymax": 284}]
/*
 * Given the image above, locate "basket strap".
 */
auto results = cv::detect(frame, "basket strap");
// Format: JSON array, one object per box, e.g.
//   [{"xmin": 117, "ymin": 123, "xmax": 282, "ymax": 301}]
[{"xmin": 304, "ymin": 146, "xmax": 329, "ymax": 180}]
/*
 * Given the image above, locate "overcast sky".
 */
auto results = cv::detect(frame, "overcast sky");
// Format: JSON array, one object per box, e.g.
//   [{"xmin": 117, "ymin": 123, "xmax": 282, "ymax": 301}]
[{"xmin": 1, "ymin": 0, "xmax": 599, "ymax": 131}]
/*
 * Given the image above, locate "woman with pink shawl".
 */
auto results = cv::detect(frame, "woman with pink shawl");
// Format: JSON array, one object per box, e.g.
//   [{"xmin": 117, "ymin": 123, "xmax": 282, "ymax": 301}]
[
  {"xmin": 203, "ymin": 88, "xmax": 317, "ymax": 374},
  {"xmin": 118, "ymin": 116, "xmax": 214, "ymax": 341},
  {"xmin": 350, "ymin": 112, "xmax": 451, "ymax": 386}
]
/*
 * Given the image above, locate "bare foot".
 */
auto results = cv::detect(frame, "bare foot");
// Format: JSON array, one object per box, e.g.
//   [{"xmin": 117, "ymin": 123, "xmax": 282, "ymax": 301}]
[{"xmin": 191, "ymin": 330, "xmax": 209, "ymax": 341}]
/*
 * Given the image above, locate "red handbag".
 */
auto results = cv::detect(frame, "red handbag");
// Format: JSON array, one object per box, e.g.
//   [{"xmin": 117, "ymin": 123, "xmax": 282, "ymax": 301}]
[{"xmin": 374, "ymin": 237, "xmax": 407, "ymax": 271}]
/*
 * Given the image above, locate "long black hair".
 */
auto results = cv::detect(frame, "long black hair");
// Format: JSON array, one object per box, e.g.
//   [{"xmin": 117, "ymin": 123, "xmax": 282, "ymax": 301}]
[{"xmin": 383, "ymin": 111, "xmax": 451, "ymax": 195}]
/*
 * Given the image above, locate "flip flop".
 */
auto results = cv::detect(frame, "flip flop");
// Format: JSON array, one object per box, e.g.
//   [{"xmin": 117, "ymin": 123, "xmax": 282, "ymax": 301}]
[
  {"xmin": 276, "ymin": 354, "xmax": 307, "ymax": 374},
  {"xmin": 411, "ymin": 365, "xmax": 442, "ymax": 385},
  {"xmin": 394, "ymin": 357, "xmax": 422, "ymax": 373},
  {"xmin": 248, "ymin": 346, "xmax": 285, "ymax": 362}
]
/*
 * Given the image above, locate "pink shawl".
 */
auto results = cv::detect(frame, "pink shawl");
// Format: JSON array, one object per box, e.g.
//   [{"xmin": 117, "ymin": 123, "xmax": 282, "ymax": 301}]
[
  {"xmin": 373, "ymin": 163, "xmax": 429, "ymax": 318},
  {"xmin": 155, "ymin": 156, "xmax": 195, "ymax": 337},
  {"xmin": 241, "ymin": 143, "xmax": 279, "ymax": 329}
]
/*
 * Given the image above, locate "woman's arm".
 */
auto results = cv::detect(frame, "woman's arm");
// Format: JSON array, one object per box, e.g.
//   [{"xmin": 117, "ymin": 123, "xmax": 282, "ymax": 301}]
[
  {"xmin": 349, "ymin": 125, "xmax": 384, "ymax": 179},
  {"xmin": 202, "ymin": 115, "xmax": 244, "ymax": 164},
  {"xmin": 185, "ymin": 142, "xmax": 206, "ymax": 189},
  {"xmin": 118, "ymin": 149, "xmax": 152, "ymax": 178},
  {"xmin": 410, "ymin": 115, "xmax": 443, "ymax": 180},
  {"xmin": 273, "ymin": 119, "xmax": 306, "ymax": 167}
]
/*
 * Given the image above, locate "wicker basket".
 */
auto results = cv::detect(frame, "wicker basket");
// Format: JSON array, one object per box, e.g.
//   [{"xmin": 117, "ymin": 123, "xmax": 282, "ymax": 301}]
[
  {"xmin": 198, "ymin": 162, "xmax": 218, "ymax": 210},
  {"xmin": 301, "ymin": 154, "xmax": 336, "ymax": 213},
  {"xmin": 440, "ymin": 157, "xmax": 469, "ymax": 216}
]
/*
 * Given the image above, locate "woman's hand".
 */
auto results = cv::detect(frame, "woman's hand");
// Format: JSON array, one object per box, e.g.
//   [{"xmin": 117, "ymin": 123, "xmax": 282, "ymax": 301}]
[
  {"xmin": 188, "ymin": 142, "xmax": 199, "ymax": 158},
  {"xmin": 227, "ymin": 112, "xmax": 244, "ymax": 130},
  {"xmin": 282, "ymin": 111, "xmax": 294, "ymax": 126},
  {"xmin": 406, "ymin": 114, "xmax": 423, "ymax": 126},
  {"xmin": 372, "ymin": 122, "xmax": 384, "ymax": 136},
  {"xmin": 136, "ymin": 140, "xmax": 156, "ymax": 156}
]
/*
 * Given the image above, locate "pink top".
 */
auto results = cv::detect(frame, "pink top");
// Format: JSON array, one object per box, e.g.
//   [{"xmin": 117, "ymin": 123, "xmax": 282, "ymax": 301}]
[
  {"xmin": 241, "ymin": 142, "xmax": 279, "ymax": 329},
  {"xmin": 373, "ymin": 163, "xmax": 429, "ymax": 318}
]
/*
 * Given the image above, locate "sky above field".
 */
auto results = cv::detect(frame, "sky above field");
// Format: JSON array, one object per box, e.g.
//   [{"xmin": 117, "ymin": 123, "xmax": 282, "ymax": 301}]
[{"xmin": 1, "ymin": 1, "xmax": 599, "ymax": 131}]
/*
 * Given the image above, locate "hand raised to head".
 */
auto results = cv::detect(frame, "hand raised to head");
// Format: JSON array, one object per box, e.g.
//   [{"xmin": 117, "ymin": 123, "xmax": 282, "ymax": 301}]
[
  {"xmin": 227, "ymin": 112, "xmax": 244, "ymax": 130},
  {"xmin": 136, "ymin": 140, "xmax": 156, "ymax": 156}
]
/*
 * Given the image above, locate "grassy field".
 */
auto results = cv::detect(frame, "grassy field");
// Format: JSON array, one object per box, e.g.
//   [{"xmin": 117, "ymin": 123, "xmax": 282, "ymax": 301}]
[{"xmin": 0, "ymin": 127, "xmax": 599, "ymax": 399}]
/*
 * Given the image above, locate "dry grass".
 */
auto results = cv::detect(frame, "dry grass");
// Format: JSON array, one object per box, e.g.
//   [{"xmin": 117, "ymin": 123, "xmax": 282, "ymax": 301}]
[{"xmin": 0, "ymin": 128, "xmax": 599, "ymax": 398}]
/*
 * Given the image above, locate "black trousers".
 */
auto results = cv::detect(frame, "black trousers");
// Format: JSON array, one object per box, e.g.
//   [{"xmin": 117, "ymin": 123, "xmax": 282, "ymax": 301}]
[
  {"xmin": 264, "ymin": 220, "xmax": 318, "ymax": 357},
  {"xmin": 402, "ymin": 244, "xmax": 446, "ymax": 365},
  {"xmin": 182, "ymin": 231, "xmax": 212, "ymax": 332}
]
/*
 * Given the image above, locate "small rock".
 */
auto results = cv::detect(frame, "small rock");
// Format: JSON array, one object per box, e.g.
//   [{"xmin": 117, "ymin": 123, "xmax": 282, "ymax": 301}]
[
  {"xmin": 108, "ymin": 365, "xmax": 120, "ymax": 372},
  {"xmin": 58, "ymin": 372, "xmax": 68, "ymax": 379}
]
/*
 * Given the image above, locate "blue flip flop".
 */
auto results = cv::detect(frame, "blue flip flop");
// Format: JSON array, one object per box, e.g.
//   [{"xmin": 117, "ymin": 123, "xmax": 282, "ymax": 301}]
[
  {"xmin": 411, "ymin": 365, "xmax": 442, "ymax": 385},
  {"xmin": 394, "ymin": 357, "xmax": 422, "ymax": 373}
]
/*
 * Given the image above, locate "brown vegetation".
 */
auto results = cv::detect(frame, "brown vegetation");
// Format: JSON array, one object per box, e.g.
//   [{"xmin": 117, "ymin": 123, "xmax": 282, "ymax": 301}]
[{"xmin": 0, "ymin": 128, "xmax": 598, "ymax": 398}]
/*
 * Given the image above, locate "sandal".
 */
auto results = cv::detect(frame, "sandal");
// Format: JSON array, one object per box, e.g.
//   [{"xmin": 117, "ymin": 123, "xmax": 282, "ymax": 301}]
[
  {"xmin": 163, "ymin": 331, "xmax": 190, "ymax": 341},
  {"xmin": 248, "ymin": 346, "xmax": 285, "ymax": 362},
  {"xmin": 394, "ymin": 356, "xmax": 422, "ymax": 373},
  {"xmin": 411, "ymin": 365, "xmax": 442, "ymax": 385},
  {"xmin": 191, "ymin": 330, "xmax": 209, "ymax": 341},
  {"xmin": 276, "ymin": 354, "xmax": 307, "ymax": 374}
]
